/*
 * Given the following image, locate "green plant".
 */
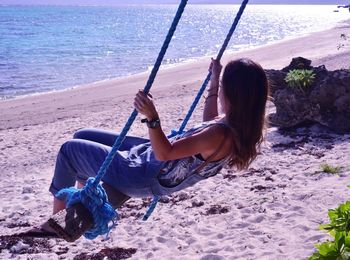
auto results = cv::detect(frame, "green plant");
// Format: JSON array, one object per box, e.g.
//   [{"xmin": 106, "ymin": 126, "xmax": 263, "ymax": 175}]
[
  {"xmin": 321, "ymin": 164, "xmax": 341, "ymax": 174},
  {"xmin": 285, "ymin": 69, "xmax": 316, "ymax": 92},
  {"xmin": 310, "ymin": 201, "xmax": 350, "ymax": 259}
]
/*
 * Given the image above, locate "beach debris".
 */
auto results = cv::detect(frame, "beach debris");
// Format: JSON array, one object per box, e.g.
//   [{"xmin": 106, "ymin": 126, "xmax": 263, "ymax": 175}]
[
  {"xmin": 0, "ymin": 235, "xmax": 52, "ymax": 254},
  {"xmin": 10, "ymin": 241, "xmax": 29, "ymax": 254},
  {"xmin": 204, "ymin": 204, "xmax": 229, "ymax": 215},
  {"xmin": 338, "ymin": 33, "xmax": 349, "ymax": 50},
  {"xmin": 73, "ymin": 247, "xmax": 137, "ymax": 260},
  {"xmin": 22, "ymin": 186, "xmax": 34, "ymax": 194},
  {"xmin": 165, "ymin": 192, "xmax": 192, "ymax": 205},
  {"xmin": 250, "ymin": 185, "xmax": 274, "ymax": 192},
  {"xmin": 222, "ymin": 173, "xmax": 237, "ymax": 181},
  {"xmin": 266, "ymin": 57, "xmax": 350, "ymax": 133},
  {"xmin": 158, "ymin": 195, "xmax": 171, "ymax": 204},
  {"xmin": 191, "ymin": 200, "xmax": 205, "ymax": 208},
  {"xmin": 320, "ymin": 163, "xmax": 341, "ymax": 174},
  {"xmin": 6, "ymin": 221, "xmax": 31, "ymax": 228},
  {"xmin": 56, "ymin": 246, "xmax": 69, "ymax": 255}
]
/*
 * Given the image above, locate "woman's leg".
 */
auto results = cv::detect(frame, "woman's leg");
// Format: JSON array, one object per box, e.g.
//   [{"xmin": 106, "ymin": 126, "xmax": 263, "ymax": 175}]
[
  {"xmin": 73, "ymin": 128, "xmax": 148, "ymax": 150},
  {"xmin": 49, "ymin": 139, "xmax": 130, "ymax": 214},
  {"xmin": 73, "ymin": 129, "xmax": 144, "ymax": 206}
]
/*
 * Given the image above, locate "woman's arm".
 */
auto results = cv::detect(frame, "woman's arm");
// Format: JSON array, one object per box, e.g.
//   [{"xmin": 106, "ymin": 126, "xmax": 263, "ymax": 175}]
[
  {"xmin": 146, "ymin": 121, "xmax": 224, "ymax": 161},
  {"xmin": 203, "ymin": 58, "xmax": 222, "ymax": 122},
  {"xmin": 134, "ymin": 91, "xmax": 225, "ymax": 161}
]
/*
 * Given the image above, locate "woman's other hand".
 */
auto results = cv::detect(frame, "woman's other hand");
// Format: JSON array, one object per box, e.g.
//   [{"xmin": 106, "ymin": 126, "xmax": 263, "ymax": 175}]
[
  {"xmin": 134, "ymin": 90, "xmax": 159, "ymax": 120},
  {"xmin": 209, "ymin": 58, "xmax": 222, "ymax": 81}
]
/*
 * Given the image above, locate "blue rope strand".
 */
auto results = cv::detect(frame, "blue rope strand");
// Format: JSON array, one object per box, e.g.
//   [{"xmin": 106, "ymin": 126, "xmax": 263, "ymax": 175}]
[
  {"xmin": 174, "ymin": 0, "xmax": 249, "ymax": 135},
  {"xmin": 143, "ymin": 0, "xmax": 250, "ymax": 220},
  {"xmin": 142, "ymin": 196, "xmax": 160, "ymax": 221},
  {"xmin": 93, "ymin": 0, "xmax": 188, "ymax": 185},
  {"xmin": 57, "ymin": 0, "xmax": 188, "ymax": 240},
  {"xmin": 58, "ymin": 0, "xmax": 251, "ymax": 239}
]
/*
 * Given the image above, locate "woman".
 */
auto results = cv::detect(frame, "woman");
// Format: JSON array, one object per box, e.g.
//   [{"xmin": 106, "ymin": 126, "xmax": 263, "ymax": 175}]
[{"xmin": 44, "ymin": 58, "xmax": 268, "ymax": 239}]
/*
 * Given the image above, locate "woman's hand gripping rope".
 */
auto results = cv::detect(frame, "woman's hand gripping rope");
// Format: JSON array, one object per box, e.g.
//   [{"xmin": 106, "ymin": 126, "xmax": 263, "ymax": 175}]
[{"xmin": 134, "ymin": 90, "xmax": 159, "ymax": 121}]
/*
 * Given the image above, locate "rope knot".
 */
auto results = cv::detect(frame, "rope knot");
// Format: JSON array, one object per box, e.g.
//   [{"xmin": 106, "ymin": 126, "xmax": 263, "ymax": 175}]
[{"xmin": 56, "ymin": 177, "xmax": 117, "ymax": 240}]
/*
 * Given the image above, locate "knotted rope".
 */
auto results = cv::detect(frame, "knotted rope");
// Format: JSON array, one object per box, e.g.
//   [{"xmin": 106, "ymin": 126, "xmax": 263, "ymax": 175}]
[{"xmin": 57, "ymin": 0, "xmax": 188, "ymax": 240}]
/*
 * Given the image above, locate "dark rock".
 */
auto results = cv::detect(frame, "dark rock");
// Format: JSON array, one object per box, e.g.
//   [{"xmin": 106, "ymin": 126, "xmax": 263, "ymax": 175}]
[
  {"xmin": 267, "ymin": 57, "xmax": 350, "ymax": 133},
  {"xmin": 222, "ymin": 173, "xmax": 237, "ymax": 181},
  {"xmin": 191, "ymin": 200, "xmax": 204, "ymax": 208},
  {"xmin": 282, "ymin": 57, "xmax": 312, "ymax": 72},
  {"xmin": 266, "ymin": 69, "xmax": 287, "ymax": 95},
  {"xmin": 56, "ymin": 246, "xmax": 69, "ymax": 255},
  {"xmin": 265, "ymin": 176, "xmax": 274, "ymax": 181},
  {"xmin": 204, "ymin": 205, "xmax": 229, "ymax": 215},
  {"xmin": 158, "ymin": 196, "xmax": 171, "ymax": 204}
]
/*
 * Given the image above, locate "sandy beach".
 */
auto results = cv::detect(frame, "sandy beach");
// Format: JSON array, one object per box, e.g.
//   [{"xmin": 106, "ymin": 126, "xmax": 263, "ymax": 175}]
[{"xmin": 1, "ymin": 19, "xmax": 350, "ymax": 259}]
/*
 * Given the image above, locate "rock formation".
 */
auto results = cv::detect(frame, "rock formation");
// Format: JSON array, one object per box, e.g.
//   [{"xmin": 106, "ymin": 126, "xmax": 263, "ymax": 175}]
[{"xmin": 266, "ymin": 57, "xmax": 350, "ymax": 133}]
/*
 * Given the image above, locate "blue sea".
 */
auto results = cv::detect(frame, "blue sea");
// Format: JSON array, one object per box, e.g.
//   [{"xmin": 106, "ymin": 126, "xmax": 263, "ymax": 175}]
[{"xmin": 0, "ymin": 5, "xmax": 349, "ymax": 99}]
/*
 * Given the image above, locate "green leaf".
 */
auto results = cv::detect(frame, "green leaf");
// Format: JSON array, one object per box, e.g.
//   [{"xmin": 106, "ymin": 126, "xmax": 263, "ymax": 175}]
[
  {"xmin": 316, "ymin": 241, "xmax": 339, "ymax": 257},
  {"xmin": 285, "ymin": 69, "xmax": 315, "ymax": 90},
  {"xmin": 344, "ymin": 233, "xmax": 350, "ymax": 247},
  {"xmin": 334, "ymin": 232, "xmax": 345, "ymax": 251},
  {"xmin": 310, "ymin": 197, "xmax": 350, "ymax": 259},
  {"xmin": 309, "ymin": 252, "xmax": 321, "ymax": 260}
]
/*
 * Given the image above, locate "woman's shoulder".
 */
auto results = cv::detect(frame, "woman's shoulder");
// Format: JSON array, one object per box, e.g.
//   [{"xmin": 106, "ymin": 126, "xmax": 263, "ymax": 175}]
[
  {"xmin": 179, "ymin": 117, "xmax": 231, "ymax": 142},
  {"xmin": 194, "ymin": 123, "xmax": 232, "ymax": 162},
  {"xmin": 193, "ymin": 116, "xmax": 229, "ymax": 129},
  {"xmin": 205, "ymin": 117, "xmax": 231, "ymax": 132},
  {"xmin": 205, "ymin": 122, "xmax": 233, "ymax": 148}
]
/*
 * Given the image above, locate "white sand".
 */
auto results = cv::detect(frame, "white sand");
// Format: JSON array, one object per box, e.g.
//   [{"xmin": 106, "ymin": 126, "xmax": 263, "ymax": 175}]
[{"xmin": 0, "ymin": 21, "xmax": 350, "ymax": 259}]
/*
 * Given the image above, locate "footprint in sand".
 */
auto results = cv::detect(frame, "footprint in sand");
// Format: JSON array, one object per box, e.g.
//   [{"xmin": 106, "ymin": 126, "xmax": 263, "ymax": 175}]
[
  {"xmin": 247, "ymin": 214, "xmax": 265, "ymax": 223},
  {"xmin": 200, "ymin": 253, "xmax": 225, "ymax": 260}
]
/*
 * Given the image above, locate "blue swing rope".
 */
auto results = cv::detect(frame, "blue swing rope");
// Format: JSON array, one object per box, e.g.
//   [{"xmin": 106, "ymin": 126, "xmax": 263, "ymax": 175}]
[
  {"xmin": 145, "ymin": 0, "xmax": 249, "ymax": 220},
  {"xmin": 56, "ymin": 0, "xmax": 188, "ymax": 240},
  {"xmin": 174, "ymin": 0, "xmax": 249, "ymax": 136},
  {"xmin": 57, "ymin": 0, "xmax": 250, "ymax": 240}
]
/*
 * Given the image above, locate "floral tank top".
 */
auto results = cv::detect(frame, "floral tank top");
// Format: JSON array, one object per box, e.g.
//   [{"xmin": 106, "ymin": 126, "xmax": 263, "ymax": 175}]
[{"xmin": 157, "ymin": 121, "xmax": 230, "ymax": 188}]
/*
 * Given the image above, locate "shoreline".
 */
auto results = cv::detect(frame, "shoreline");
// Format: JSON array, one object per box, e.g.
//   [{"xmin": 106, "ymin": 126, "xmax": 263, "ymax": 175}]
[
  {"xmin": 1, "ymin": 16, "xmax": 349, "ymax": 103},
  {"xmin": 1, "ymin": 20, "xmax": 350, "ymax": 130}
]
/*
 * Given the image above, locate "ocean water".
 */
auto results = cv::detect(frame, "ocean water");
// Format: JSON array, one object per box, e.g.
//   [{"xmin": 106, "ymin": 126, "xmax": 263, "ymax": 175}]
[{"xmin": 0, "ymin": 5, "xmax": 349, "ymax": 99}]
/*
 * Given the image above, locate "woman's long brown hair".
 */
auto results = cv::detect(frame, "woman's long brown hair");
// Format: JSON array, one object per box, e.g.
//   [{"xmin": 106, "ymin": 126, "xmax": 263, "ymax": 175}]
[{"xmin": 222, "ymin": 58, "xmax": 269, "ymax": 170}]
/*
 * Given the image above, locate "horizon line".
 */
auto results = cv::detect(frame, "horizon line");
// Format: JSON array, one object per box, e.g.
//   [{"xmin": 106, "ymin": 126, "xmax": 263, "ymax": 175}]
[{"xmin": 0, "ymin": 3, "xmax": 342, "ymax": 6}]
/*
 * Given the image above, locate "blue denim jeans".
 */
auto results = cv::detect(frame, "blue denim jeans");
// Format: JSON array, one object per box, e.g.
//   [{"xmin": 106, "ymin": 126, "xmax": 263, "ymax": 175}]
[
  {"xmin": 49, "ymin": 128, "xmax": 207, "ymax": 199},
  {"xmin": 49, "ymin": 128, "xmax": 152, "ymax": 198}
]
